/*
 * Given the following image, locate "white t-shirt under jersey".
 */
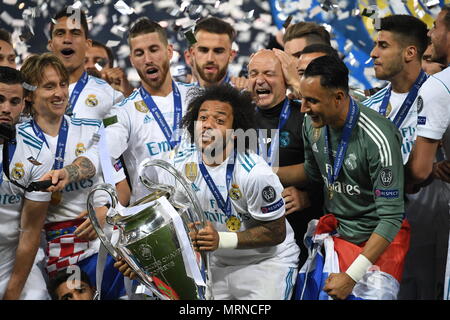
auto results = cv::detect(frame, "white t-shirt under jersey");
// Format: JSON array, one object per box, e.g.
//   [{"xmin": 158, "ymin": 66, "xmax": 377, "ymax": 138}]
[
  {"xmin": 69, "ymin": 75, "xmax": 124, "ymax": 120},
  {"xmin": 103, "ymin": 82, "xmax": 192, "ymax": 203},
  {"xmin": 0, "ymin": 124, "xmax": 53, "ymax": 264}
]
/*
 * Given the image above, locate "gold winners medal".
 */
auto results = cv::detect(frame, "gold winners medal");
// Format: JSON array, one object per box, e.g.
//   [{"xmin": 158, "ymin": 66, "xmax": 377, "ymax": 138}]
[
  {"xmin": 50, "ymin": 191, "xmax": 62, "ymax": 206},
  {"xmin": 386, "ymin": 103, "xmax": 392, "ymax": 118},
  {"xmin": 226, "ymin": 216, "xmax": 241, "ymax": 232},
  {"xmin": 328, "ymin": 185, "xmax": 333, "ymax": 200}
]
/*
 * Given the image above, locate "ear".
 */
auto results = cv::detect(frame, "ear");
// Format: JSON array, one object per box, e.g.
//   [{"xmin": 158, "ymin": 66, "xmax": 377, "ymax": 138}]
[
  {"xmin": 86, "ymin": 38, "xmax": 93, "ymax": 50},
  {"xmin": 404, "ymin": 45, "xmax": 417, "ymax": 63},
  {"xmin": 167, "ymin": 44, "xmax": 174, "ymax": 60},
  {"xmin": 229, "ymin": 49, "xmax": 237, "ymax": 63},
  {"xmin": 334, "ymin": 90, "xmax": 345, "ymax": 107},
  {"xmin": 48, "ymin": 39, "xmax": 53, "ymax": 52}
]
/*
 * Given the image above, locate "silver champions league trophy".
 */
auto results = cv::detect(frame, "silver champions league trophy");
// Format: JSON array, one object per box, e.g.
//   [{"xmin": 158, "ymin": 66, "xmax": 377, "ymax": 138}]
[{"xmin": 87, "ymin": 159, "xmax": 210, "ymax": 300}]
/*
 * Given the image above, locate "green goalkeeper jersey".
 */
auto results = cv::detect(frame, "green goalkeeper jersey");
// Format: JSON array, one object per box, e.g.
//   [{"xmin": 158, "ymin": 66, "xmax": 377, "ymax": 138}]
[{"xmin": 303, "ymin": 103, "xmax": 404, "ymax": 244}]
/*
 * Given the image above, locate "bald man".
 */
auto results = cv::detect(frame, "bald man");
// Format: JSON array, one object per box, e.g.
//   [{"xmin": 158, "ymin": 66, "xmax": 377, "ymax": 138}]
[{"xmin": 248, "ymin": 50, "xmax": 324, "ymax": 265}]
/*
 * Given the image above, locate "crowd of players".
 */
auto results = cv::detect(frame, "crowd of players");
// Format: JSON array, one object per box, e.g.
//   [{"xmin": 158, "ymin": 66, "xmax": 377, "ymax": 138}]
[{"xmin": 0, "ymin": 4, "xmax": 449, "ymax": 301}]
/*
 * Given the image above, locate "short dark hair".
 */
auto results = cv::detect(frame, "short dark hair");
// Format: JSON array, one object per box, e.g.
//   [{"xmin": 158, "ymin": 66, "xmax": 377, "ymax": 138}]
[
  {"xmin": 128, "ymin": 17, "xmax": 168, "ymax": 46},
  {"xmin": 48, "ymin": 268, "xmax": 93, "ymax": 300},
  {"xmin": 0, "ymin": 66, "xmax": 23, "ymax": 86},
  {"xmin": 0, "ymin": 29, "xmax": 12, "ymax": 45},
  {"xmin": 50, "ymin": 6, "xmax": 89, "ymax": 39},
  {"xmin": 378, "ymin": 14, "xmax": 428, "ymax": 58},
  {"xmin": 194, "ymin": 16, "xmax": 236, "ymax": 42},
  {"xmin": 283, "ymin": 22, "xmax": 331, "ymax": 45},
  {"xmin": 182, "ymin": 85, "xmax": 255, "ymax": 147},
  {"xmin": 301, "ymin": 44, "xmax": 340, "ymax": 60},
  {"xmin": 92, "ymin": 40, "xmax": 114, "ymax": 68},
  {"xmin": 442, "ymin": 5, "xmax": 450, "ymax": 29},
  {"xmin": 304, "ymin": 55, "xmax": 349, "ymax": 94}
]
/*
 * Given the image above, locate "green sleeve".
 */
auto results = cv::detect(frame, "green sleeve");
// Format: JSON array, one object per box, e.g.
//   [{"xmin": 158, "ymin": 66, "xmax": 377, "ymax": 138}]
[
  {"xmin": 367, "ymin": 122, "xmax": 404, "ymax": 242},
  {"xmin": 302, "ymin": 117, "xmax": 323, "ymax": 184}
]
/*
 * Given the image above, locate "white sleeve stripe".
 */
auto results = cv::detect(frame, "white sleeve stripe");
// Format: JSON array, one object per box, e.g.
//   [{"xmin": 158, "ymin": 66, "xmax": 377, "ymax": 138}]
[
  {"xmin": 358, "ymin": 122, "xmax": 387, "ymax": 166},
  {"xmin": 358, "ymin": 114, "xmax": 392, "ymax": 166}
]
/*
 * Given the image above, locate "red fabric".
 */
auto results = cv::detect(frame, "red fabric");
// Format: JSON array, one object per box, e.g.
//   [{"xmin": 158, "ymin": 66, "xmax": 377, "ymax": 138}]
[{"xmin": 316, "ymin": 213, "xmax": 411, "ymax": 282}]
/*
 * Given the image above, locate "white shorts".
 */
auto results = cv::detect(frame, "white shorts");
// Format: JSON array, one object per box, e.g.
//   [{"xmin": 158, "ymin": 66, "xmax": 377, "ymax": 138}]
[
  {"xmin": 210, "ymin": 260, "xmax": 297, "ymax": 300},
  {"xmin": 0, "ymin": 256, "xmax": 50, "ymax": 300}
]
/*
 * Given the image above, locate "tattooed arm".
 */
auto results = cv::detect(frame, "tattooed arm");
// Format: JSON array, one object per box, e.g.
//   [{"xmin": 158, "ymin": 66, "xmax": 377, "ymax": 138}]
[
  {"xmin": 39, "ymin": 156, "xmax": 96, "ymax": 192},
  {"xmin": 192, "ymin": 216, "xmax": 286, "ymax": 251}
]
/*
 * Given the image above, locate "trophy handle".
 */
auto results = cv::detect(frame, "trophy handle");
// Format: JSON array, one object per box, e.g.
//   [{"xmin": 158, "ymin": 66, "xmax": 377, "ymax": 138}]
[
  {"xmin": 86, "ymin": 183, "xmax": 121, "ymax": 259},
  {"xmin": 139, "ymin": 159, "xmax": 205, "ymax": 227}
]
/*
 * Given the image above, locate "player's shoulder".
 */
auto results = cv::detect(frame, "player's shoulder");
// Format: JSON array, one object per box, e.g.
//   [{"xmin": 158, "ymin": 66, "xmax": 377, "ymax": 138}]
[
  {"xmin": 116, "ymin": 89, "xmax": 141, "ymax": 108},
  {"xmin": 358, "ymin": 104, "xmax": 398, "ymax": 133},
  {"xmin": 422, "ymin": 68, "xmax": 450, "ymax": 94},
  {"xmin": 16, "ymin": 121, "xmax": 45, "ymax": 151},
  {"xmin": 361, "ymin": 84, "xmax": 390, "ymax": 108},
  {"xmin": 69, "ymin": 116, "xmax": 102, "ymax": 128},
  {"xmin": 236, "ymin": 151, "xmax": 270, "ymax": 175}
]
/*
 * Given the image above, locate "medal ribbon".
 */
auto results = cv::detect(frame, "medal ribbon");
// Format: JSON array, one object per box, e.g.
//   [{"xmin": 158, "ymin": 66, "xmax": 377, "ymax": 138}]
[
  {"xmin": 198, "ymin": 151, "xmax": 236, "ymax": 218},
  {"xmin": 1, "ymin": 138, "xmax": 17, "ymax": 185},
  {"xmin": 31, "ymin": 117, "xmax": 69, "ymax": 170},
  {"xmin": 257, "ymin": 99, "xmax": 290, "ymax": 167},
  {"xmin": 139, "ymin": 81, "xmax": 182, "ymax": 149},
  {"xmin": 324, "ymin": 98, "xmax": 359, "ymax": 190},
  {"xmin": 66, "ymin": 71, "xmax": 89, "ymax": 116},
  {"xmin": 378, "ymin": 70, "xmax": 428, "ymax": 128}
]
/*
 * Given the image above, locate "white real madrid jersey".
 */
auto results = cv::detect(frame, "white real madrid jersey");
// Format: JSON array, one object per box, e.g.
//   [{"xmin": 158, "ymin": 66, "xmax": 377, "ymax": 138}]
[
  {"xmin": 363, "ymin": 83, "xmax": 417, "ymax": 164},
  {"xmin": 416, "ymin": 67, "xmax": 450, "ymax": 154},
  {"xmin": 21, "ymin": 116, "xmax": 105, "ymax": 223},
  {"xmin": 0, "ymin": 125, "xmax": 53, "ymax": 264},
  {"xmin": 103, "ymin": 82, "xmax": 192, "ymax": 203},
  {"xmin": 69, "ymin": 75, "xmax": 124, "ymax": 120},
  {"xmin": 169, "ymin": 146, "xmax": 300, "ymax": 267}
]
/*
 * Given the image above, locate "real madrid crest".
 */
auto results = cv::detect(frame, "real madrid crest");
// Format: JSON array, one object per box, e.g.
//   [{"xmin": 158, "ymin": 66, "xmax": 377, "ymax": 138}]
[
  {"xmin": 229, "ymin": 184, "xmax": 242, "ymax": 200},
  {"xmin": 135, "ymin": 100, "xmax": 148, "ymax": 113},
  {"xmin": 184, "ymin": 162, "xmax": 198, "ymax": 182},
  {"xmin": 313, "ymin": 128, "xmax": 321, "ymax": 142},
  {"xmin": 11, "ymin": 162, "xmax": 25, "ymax": 180},
  {"xmin": 75, "ymin": 142, "xmax": 86, "ymax": 156},
  {"xmin": 85, "ymin": 94, "xmax": 98, "ymax": 107}
]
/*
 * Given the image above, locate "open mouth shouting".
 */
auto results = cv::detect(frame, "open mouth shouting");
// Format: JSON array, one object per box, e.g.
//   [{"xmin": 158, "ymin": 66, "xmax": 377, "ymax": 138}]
[
  {"xmin": 145, "ymin": 66, "xmax": 160, "ymax": 80},
  {"xmin": 60, "ymin": 48, "xmax": 75, "ymax": 59}
]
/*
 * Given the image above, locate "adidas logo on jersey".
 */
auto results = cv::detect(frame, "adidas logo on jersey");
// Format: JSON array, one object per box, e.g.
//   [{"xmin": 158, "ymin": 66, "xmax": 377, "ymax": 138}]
[{"xmin": 144, "ymin": 115, "xmax": 153, "ymax": 124}]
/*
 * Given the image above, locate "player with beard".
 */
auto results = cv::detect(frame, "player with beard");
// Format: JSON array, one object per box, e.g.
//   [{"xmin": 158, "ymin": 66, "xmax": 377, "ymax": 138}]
[
  {"xmin": 0, "ymin": 29, "xmax": 16, "ymax": 69},
  {"xmin": 102, "ymin": 18, "xmax": 192, "ymax": 205},
  {"xmin": 190, "ymin": 17, "xmax": 242, "ymax": 88},
  {"xmin": 48, "ymin": 6, "xmax": 123, "ymax": 120}
]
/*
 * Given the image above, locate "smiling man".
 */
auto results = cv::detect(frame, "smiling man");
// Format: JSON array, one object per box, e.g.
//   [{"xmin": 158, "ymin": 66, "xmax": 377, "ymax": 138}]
[
  {"xmin": 48, "ymin": 6, "xmax": 123, "ymax": 119},
  {"xmin": 277, "ymin": 55, "xmax": 409, "ymax": 300},
  {"xmin": 248, "ymin": 49, "xmax": 324, "ymax": 266}
]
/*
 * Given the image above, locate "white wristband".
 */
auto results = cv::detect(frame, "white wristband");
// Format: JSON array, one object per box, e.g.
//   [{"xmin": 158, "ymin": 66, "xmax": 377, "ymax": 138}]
[
  {"xmin": 218, "ymin": 232, "xmax": 238, "ymax": 249},
  {"xmin": 345, "ymin": 254, "xmax": 372, "ymax": 283}
]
